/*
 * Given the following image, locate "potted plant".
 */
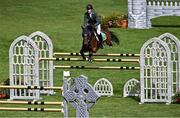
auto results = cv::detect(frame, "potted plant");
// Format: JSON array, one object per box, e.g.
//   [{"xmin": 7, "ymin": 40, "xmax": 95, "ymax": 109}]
[
  {"xmin": 120, "ymin": 14, "xmax": 128, "ymax": 29},
  {"xmin": 0, "ymin": 93, "xmax": 6, "ymax": 99},
  {"xmin": 101, "ymin": 12, "xmax": 126, "ymax": 28},
  {"xmin": 172, "ymin": 92, "xmax": 180, "ymax": 103}
]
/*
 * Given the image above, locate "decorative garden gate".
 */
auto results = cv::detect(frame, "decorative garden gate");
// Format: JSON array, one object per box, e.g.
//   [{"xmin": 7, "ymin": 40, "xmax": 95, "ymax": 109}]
[
  {"xmin": 9, "ymin": 36, "xmax": 39, "ymax": 100},
  {"xmin": 123, "ymin": 78, "xmax": 140, "ymax": 97},
  {"xmin": 94, "ymin": 78, "xmax": 113, "ymax": 97},
  {"xmin": 140, "ymin": 38, "xmax": 172, "ymax": 103},
  {"xmin": 159, "ymin": 33, "xmax": 180, "ymax": 94},
  {"xmin": 29, "ymin": 31, "xmax": 54, "ymax": 95}
]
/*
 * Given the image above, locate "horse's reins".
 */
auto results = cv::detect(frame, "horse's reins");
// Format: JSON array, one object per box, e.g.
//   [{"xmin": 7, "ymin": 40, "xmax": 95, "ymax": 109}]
[{"xmin": 93, "ymin": 31, "xmax": 99, "ymax": 41}]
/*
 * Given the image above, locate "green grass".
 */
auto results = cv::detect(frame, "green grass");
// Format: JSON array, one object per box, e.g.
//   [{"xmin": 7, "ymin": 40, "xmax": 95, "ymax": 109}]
[{"xmin": 0, "ymin": 0, "xmax": 180, "ymax": 117}]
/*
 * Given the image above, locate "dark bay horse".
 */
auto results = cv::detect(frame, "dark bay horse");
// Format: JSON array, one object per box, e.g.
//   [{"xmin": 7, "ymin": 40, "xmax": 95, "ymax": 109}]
[{"xmin": 80, "ymin": 25, "xmax": 119, "ymax": 61}]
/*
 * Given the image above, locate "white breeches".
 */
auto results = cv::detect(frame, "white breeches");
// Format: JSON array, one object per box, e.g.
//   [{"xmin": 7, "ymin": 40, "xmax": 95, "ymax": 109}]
[{"xmin": 97, "ymin": 24, "xmax": 101, "ymax": 35}]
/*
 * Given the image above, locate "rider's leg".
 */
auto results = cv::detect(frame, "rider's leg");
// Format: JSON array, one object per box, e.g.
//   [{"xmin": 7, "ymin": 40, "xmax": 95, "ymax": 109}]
[
  {"xmin": 97, "ymin": 24, "xmax": 104, "ymax": 48},
  {"xmin": 97, "ymin": 24, "xmax": 101, "ymax": 35}
]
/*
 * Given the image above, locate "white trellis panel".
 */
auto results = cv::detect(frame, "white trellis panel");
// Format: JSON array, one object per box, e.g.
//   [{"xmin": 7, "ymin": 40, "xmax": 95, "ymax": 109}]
[
  {"xmin": 29, "ymin": 31, "xmax": 54, "ymax": 95},
  {"xmin": 9, "ymin": 35, "xmax": 39, "ymax": 100},
  {"xmin": 123, "ymin": 78, "xmax": 140, "ymax": 97},
  {"xmin": 94, "ymin": 78, "xmax": 113, "ymax": 97},
  {"xmin": 140, "ymin": 38, "xmax": 172, "ymax": 104},
  {"xmin": 159, "ymin": 33, "xmax": 180, "ymax": 94}
]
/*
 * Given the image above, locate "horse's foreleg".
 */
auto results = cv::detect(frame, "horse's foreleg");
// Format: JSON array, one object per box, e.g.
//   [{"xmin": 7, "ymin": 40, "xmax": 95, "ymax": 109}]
[
  {"xmin": 80, "ymin": 49, "xmax": 86, "ymax": 60},
  {"xmin": 88, "ymin": 51, "xmax": 93, "ymax": 62}
]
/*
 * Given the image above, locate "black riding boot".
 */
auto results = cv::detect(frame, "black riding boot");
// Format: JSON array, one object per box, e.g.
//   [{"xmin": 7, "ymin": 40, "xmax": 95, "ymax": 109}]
[{"xmin": 98, "ymin": 34, "xmax": 104, "ymax": 49}]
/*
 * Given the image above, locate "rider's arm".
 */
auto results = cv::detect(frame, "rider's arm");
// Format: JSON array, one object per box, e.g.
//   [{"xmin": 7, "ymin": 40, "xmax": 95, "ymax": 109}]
[
  {"xmin": 83, "ymin": 14, "xmax": 89, "ymax": 27},
  {"xmin": 94, "ymin": 12, "xmax": 101, "ymax": 27}
]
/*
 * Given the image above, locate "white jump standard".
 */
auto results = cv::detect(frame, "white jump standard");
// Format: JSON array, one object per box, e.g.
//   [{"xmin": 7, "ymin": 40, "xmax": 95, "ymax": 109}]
[
  {"xmin": 140, "ymin": 38, "xmax": 172, "ymax": 104},
  {"xmin": 9, "ymin": 35, "xmax": 40, "ymax": 100},
  {"xmin": 94, "ymin": 78, "xmax": 113, "ymax": 97},
  {"xmin": 158, "ymin": 33, "xmax": 180, "ymax": 94},
  {"xmin": 123, "ymin": 78, "xmax": 140, "ymax": 97},
  {"xmin": 29, "ymin": 31, "xmax": 54, "ymax": 95}
]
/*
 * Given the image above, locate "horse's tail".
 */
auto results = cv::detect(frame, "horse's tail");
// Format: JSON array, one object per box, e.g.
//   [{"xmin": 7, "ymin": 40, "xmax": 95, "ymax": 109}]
[{"xmin": 110, "ymin": 31, "xmax": 119, "ymax": 45}]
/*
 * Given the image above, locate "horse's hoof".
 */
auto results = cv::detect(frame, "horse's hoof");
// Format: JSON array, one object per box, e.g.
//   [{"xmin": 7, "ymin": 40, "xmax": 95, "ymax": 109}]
[
  {"xmin": 85, "ymin": 57, "xmax": 89, "ymax": 61},
  {"xmin": 88, "ymin": 59, "xmax": 93, "ymax": 63},
  {"xmin": 110, "ymin": 46, "xmax": 113, "ymax": 48},
  {"xmin": 87, "ymin": 57, "xmax": 93, "ymax": 63}
]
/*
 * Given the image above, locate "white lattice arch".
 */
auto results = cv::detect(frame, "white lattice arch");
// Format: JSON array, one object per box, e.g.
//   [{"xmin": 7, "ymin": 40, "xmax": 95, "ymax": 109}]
[
  {"xmin": 9, "ymin": 35, "xmax": 39, "ymax": 100},
  {"xmin": 123, "ymin": 78, "xmax": 140, "ymax": 97},
  {"xmin": 94, "ymin": 78, "xmax": 113, "ymax": 97},
  {"xmin": 140, "ymin": 37, "xmax": 172, "ymax": 104},
  {"xmin": 29, "ymin": 31, "xmax": 53, "ymax": 95},
  {"xmin": 159, "ymin": 33, "xmax": 180, "ymax": 94}
]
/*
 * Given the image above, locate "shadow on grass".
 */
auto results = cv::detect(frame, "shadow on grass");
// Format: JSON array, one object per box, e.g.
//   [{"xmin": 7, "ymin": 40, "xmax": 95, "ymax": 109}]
[
  {"xmin": 152, "ymin": 25, "xmax": 180, "ymax": 28},
  {"xmin": 104, "ymin": 95, "xmax": 140, "ymax": 102},
  {"xmin": 129, "ymin": 96, "xmax": 140, "ymax": 102}
]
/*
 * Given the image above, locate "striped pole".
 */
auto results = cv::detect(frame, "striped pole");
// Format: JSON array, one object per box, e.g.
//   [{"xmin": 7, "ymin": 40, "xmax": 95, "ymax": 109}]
[
  {"xmin": 0, "ymin": 107, "xmax": 64, "ymax": 112},
  {"xmin": 40, "ymin": 57, "xmax": 139, "ymax": 63},
  {"xmin": 0, "ymin": 85, "xmax": 63, "ymax": 91},
  {"xmin": 0, "ymin": 101, "xmax": 64, "ymax": 106},
  {"xmin": 54, "ymin": 65, "xmax": 140, "ymax": 70},
  {"xmin": 54, "ymin": 52, "xmax": 140, "ymax": 57}
]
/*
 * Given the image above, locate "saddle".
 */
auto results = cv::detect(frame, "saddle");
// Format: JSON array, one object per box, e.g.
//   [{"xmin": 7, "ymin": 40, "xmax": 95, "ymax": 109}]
[
  {"xmin": 101, "ymin": 32, "xmax": 107, "ymax": 41},
  {"xmin": 93, "ymin": 31, "xmax": 107, "ymax": 42}
]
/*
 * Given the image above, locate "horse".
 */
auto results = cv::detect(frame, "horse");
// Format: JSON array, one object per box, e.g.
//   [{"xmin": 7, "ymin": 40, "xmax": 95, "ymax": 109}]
[{"xmin": 80, "ymin": 25, "xmax": 119, "ymax": 62}]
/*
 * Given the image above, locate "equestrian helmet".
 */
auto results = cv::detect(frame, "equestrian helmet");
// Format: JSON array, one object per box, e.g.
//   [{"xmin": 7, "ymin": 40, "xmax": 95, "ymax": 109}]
[{"xmin": 86, "ymin": 4, "xmax": 93, "ymax": 10}]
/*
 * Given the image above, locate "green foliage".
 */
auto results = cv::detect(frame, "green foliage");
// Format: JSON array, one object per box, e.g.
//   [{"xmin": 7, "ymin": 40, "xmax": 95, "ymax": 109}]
[{"xmin": 172, "ymin": 92, "xmax": 180, "ymax": 102}]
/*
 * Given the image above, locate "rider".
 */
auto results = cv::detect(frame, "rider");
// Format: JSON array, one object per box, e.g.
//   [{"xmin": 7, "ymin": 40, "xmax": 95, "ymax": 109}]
[{"xmin": 83, "ymin": 4, "xmax": 104, "ymax": 48}]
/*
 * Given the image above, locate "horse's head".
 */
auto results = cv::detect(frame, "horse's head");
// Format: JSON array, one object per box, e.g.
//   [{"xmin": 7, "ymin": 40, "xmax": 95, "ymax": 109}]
[
  {"xmin": 81, "ymin": 25, "xmax": 98, "ymax": 53},
  {"xmin": 81, "ymin": 25, "xmax": 93, "ymax": 45}
]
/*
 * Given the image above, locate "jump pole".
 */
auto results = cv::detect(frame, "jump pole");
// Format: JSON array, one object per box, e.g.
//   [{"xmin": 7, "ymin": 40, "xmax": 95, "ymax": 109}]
[
  {"xmin": 0, "ymin": 85, "xmax": 63, "ymax": 90},
  {"xmin": 0, "ymin": 101, "xmax": 64, "ymax": 106},
  {"xmin": 54, "ymin": 65, "xmax": 140, "ymax": 70},
  {"xmin": 0, "ymin": 107, "xmax": 64, "ymax": 112},
  {"xmin": 40, "ymin": 57, "xmax": 139, "ymax": 62},
  {"xmin": 54, "ymin": 52, "xmax": 140, "ymax": 57}
]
